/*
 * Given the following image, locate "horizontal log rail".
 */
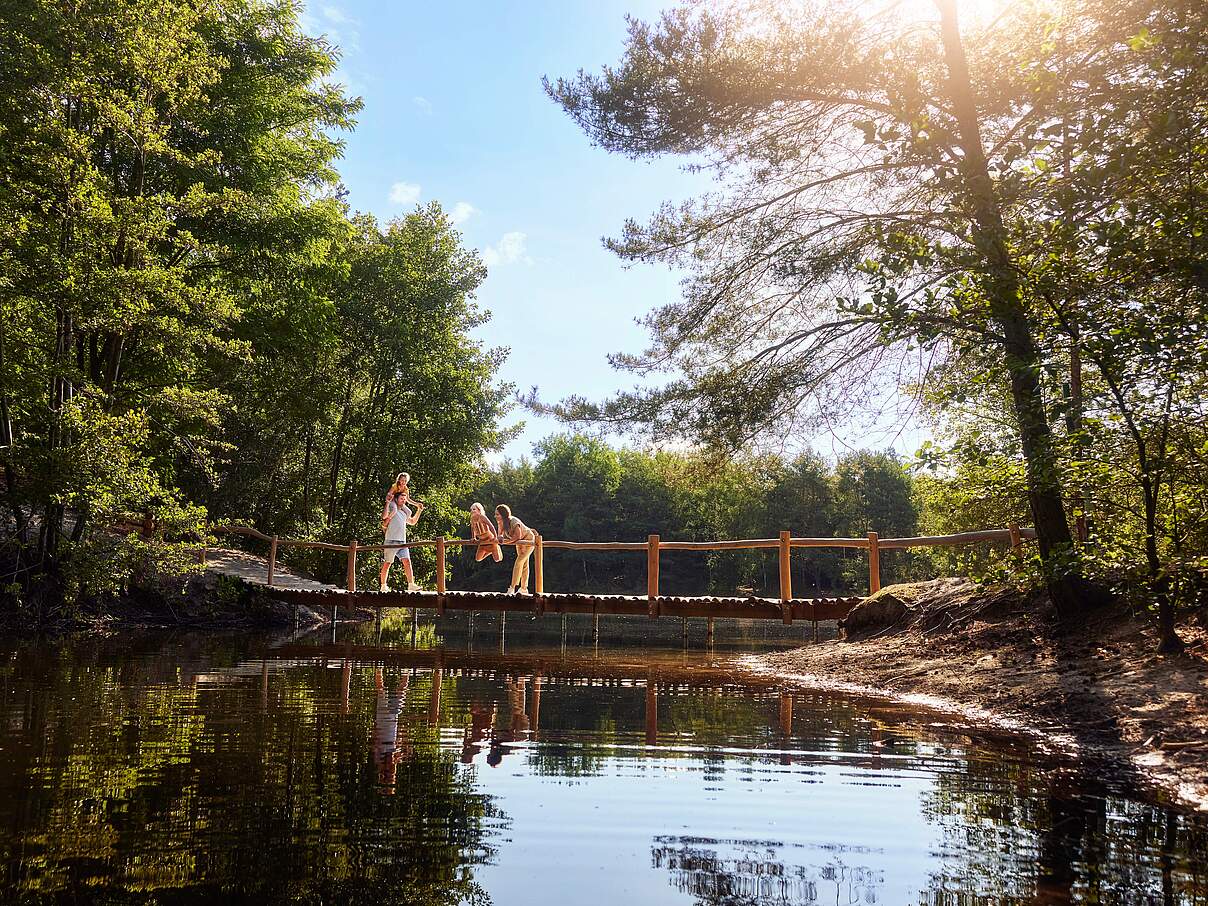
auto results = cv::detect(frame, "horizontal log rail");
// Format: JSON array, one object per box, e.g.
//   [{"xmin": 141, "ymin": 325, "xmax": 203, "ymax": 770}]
[{"xmin": 187, "ymin": 519, "xmax": 1035, "ymax": 615}]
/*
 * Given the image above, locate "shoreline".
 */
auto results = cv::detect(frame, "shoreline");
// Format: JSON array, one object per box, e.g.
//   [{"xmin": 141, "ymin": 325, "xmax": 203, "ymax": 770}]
[
  {"xmin": 11, "ymin": 570, "xmax": 1207, "ymax": 813},
  {"xmin": 742, "ymin": 579, "xmax": 1208, "ymax": 813}
]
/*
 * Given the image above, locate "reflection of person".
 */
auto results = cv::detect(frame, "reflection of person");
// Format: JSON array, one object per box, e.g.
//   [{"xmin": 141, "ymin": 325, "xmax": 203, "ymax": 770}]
[
  {"xmin": 507, "ymin": 677, "xmax": 531, "ymax": 735},
  {"xmin": 487, "ymin": 677, "xmax": 531, "ymax": 768},
  {"xmin": 379, "ymin": 472, "xmax": 425, "ymax": 592},
  {"xmin": 495, "ymin": 504, "xmax": 536, "ymax": 595},
  {"xmin": 461, "ymin": 703, "xmax": 498, "ymax": 764},
  {"xmin": 373, "ymin": 669, "xmax": 410, "ymax": 791},
  {"xmin": 469, "ymin": 502, "xmax": 502, "ymax": 563}
]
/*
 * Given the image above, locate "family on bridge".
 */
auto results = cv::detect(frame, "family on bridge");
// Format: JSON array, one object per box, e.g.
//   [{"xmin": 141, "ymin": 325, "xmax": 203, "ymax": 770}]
[{"xmin": 379, "ymin": 472, "xmax": 537, "ymax": 595}]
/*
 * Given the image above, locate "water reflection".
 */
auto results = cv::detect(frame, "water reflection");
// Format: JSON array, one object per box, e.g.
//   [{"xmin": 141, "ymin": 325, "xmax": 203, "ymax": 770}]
[
  {"xmin": 652, "ymin": 836, "xmax": 882, "ymax": 905},
  {"xmin": 0, "ymin": 624, "xmax": 1205, "ymax": 905}
]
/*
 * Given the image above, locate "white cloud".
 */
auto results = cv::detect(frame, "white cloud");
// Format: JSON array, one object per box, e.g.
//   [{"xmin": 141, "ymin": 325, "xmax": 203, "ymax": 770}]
[
  {"xmin": 389, "ymin": 181, "xmax": 422, "ymax": 205},
  {"xmin": 449, "ymin": 201, "xmax": 478, "ymax": 225},
  {"xmin": 412, "ymin": 96, "xmax": 433, "ymax": 115},
  {"xmin": 300, "ymin": 3, "xmax": 360, "ymax": 53},
  {"xmin": 482, "ymin": 231, "xmax": 531, "ymax": 267}
]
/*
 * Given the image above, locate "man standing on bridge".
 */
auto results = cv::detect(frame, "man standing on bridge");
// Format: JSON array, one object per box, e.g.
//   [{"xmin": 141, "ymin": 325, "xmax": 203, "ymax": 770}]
[{"xmin": 380, "ymin": 472, "xmax": 425, "ymax": 593}]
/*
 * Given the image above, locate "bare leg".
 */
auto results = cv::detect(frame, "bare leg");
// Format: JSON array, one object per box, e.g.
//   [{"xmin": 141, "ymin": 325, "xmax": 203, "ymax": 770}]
[
  {"xmin": 511, "ymin": 543, "xmax": 533, "ymax": 592},
  {"xmin": 402, "ymin": 558, "xmax": 416, "ymax": 587},
  {"xmin": 380, "ymin": 559, "xmax": 392, "ymax": 589}
]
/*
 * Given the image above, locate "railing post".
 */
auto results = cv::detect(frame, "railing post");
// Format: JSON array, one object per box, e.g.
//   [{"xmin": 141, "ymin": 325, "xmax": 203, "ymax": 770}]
[
  {"xmin": 436, "ymin": 536, "xmax": 447, "ymax": 594},
  {"xmin": 1008, "ymin": 522, "xmax": 1023, "ymax": 560},
  {"xmin": 267, "ymin": 534, "xmax": 278, "ymax": 586},
  {"xmin": 647, "ymin": 534, "xmax": 660, "ymax": 618},
  {"xmin": 778, "ymin": 530, "xmax": 792, "ymax": 602},
  {"xmin": 867, "ymin": 531, "xmax": 881, "ymax": 594},
  {"xmin": 534, "ymin": 534, "xmax": 544, "ymax": 596},
  {"xmin": 346, "ymin": 540, "xmax": 357, "ymax": 592}
]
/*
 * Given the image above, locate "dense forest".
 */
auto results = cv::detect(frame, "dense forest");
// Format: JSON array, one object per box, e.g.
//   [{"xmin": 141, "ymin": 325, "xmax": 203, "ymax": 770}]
[
  {"xmin": 0, "ymin": 0, "xmax": 506, "ymax": 616},
  {"xmin": 454, "ymin": 435, "xmax": 931, "ymax": 597},
  {"xmin": 1, "ymin": 0, "xmax": 1205, "ymax": 653}
]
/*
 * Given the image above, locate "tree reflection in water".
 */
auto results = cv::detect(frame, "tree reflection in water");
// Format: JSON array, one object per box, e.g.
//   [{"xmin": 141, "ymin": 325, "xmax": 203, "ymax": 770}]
[
  {"xmin": 0, "ymin": 637, "xmax": 501, "ymax": 906},
  {"xmin": 2, "ymin": 631, "xmax": 1207, "ymax": 906}
]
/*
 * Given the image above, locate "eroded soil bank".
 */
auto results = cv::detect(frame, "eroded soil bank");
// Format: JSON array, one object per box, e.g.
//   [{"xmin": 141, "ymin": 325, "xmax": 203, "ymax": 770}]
[
  {"xmin": 745, "ymin": 578, "xmax": 1208, "ymax": 811},
  {"xmin": 1, "ymin": 570, "xmax": 332, "ymax": 633}
]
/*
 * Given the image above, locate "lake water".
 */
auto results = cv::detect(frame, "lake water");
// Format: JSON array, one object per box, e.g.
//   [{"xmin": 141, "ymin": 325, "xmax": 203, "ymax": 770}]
[{"xmin": 2, "ymin": 612, "xmax": 1205, "ymax": 904}]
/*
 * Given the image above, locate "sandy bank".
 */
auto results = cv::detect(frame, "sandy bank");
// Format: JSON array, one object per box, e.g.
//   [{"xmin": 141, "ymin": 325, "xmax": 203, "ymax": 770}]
[{"xmin": 744, "ymin": 578, "xmax": 1208, "ymax": 812}]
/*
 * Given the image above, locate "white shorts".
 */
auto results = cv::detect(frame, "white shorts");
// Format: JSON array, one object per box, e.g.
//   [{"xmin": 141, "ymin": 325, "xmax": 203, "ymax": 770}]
[{"xmin": 385, "ymin": 539, "xmax": 410, "ymax": 562}]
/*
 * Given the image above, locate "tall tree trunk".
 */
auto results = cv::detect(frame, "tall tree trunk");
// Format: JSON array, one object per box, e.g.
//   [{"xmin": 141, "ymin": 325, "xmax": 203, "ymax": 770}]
[
  {"xmin": 935, "ymin": 0, "xmax": 1086, "ymax": 617},
  {"xmin": 1141, "ymin": 473, "xmax": 1183, "ymax": 654},
  {"xmin": 327, "ymin": 372, "xmax": 356, "ymax": 525},
  {"xmin": 43, "ymin": 306, "xmax": 75, "ymax": 563},
  {"xmin": 1062, "ymin": 108, "xmax": 1088, "ymax": 545},
  {"xmin": 1068, "ymin": 338, "xmax": 1088, "ymax": 542},
  {"xmin": 302, "ymin": 427, "xmax": 314, "ymax": 520}
]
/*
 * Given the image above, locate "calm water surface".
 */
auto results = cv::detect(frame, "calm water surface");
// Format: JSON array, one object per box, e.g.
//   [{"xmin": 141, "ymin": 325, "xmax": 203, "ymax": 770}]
[{"xmin": 2, "ymin": 613, "xmax": 1205, "ymax": 905}]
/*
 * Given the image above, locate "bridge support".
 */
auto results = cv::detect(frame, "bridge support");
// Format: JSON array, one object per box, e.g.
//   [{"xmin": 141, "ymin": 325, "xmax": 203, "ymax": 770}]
[
  {"xmin": 867, "ymin": 531, "xmax": 881, "ymax": 594},
  {"xmin": 647, "ymin": 534, "xmax": 660, "ymax": 618},
  {"xmin": 436, "ymin": 536, "xmax": 446, "ymax": 598},
  {"xmin": 267, "ymin": 535, "xmax": 278, "ymax": 587},
  {"xmin": 534, "ymin": 534, "xmax": 544, "ymax": 595},
  {"xmin": 779, "ymin": 531, "xmax": 791, "ymax": 604}
]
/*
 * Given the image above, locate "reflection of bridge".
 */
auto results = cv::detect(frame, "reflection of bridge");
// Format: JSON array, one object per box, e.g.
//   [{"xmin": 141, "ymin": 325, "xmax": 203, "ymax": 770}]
[
  {"xmin": 203, "ymin": 524, "xmax": 1034, "ymax": 631},
  {"xmin": 250, "ymin": 643, "xmax": 983, "ymax": 770},
  {"xmin": 245, "ymin": 645, "xmax": 801, "ymax": 754}
]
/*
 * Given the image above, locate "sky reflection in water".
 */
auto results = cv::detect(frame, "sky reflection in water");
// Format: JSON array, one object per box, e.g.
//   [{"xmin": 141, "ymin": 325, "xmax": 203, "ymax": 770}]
[{"xmin": 1, "ymin": 613, "xmax": 1205, "ymax": 905}]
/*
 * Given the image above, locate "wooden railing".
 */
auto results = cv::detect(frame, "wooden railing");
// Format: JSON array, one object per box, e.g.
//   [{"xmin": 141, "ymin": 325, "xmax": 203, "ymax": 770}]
[{"xmin": 206, "ymin": 523, "xmax": 1035, "ymax": 604}]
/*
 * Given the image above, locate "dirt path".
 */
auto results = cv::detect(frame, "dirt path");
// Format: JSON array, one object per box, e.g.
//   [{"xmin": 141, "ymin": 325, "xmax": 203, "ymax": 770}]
[
  {"xmin": 204, "ymin": 547, "xmax": 335, "ymax": 592},
  {"xmin": 745, "ymin": 579, "xmax": 1208, "ymax": 812}
]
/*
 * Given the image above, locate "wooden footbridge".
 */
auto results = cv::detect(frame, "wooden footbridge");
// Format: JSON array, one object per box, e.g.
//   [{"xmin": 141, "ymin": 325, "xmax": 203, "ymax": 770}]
[{"xmin": 201, "ymin": 523, "xmax": 1035, "ymax": 631}]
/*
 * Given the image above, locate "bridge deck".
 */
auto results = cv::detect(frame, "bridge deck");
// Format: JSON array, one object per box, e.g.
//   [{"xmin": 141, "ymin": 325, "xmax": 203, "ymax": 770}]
[
  {"xmin": 205, "ymin": 547, "xmax": 859, "ymax": 623},
  {"xmin": 267, "ymin": 585, "xmax": 858, "ymax": 622}
]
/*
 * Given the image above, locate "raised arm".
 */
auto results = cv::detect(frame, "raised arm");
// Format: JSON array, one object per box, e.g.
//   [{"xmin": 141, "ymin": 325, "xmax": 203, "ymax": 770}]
[{"xmin": 406, "ymin": 499, "xmax": 425, "ymax": 526}]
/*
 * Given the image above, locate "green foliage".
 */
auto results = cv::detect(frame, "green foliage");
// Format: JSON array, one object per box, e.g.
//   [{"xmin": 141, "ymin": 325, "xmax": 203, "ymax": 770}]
[
  {"xmin": 454, "ymin": 434, "xmax": 922, "ymax": 596},
  {"xmin": 0, "ymin": 0, "xmax": 506, "ymax": 611},
  {"xmin": 544, "ymin": 0, "xmax": 1207, "ymax": 638}
]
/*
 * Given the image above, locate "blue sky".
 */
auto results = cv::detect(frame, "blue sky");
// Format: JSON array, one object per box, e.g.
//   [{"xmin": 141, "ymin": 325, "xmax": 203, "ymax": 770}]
[{"xmin": 300, "ymin": 1, "xmax": 923, "ymax": 463}]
